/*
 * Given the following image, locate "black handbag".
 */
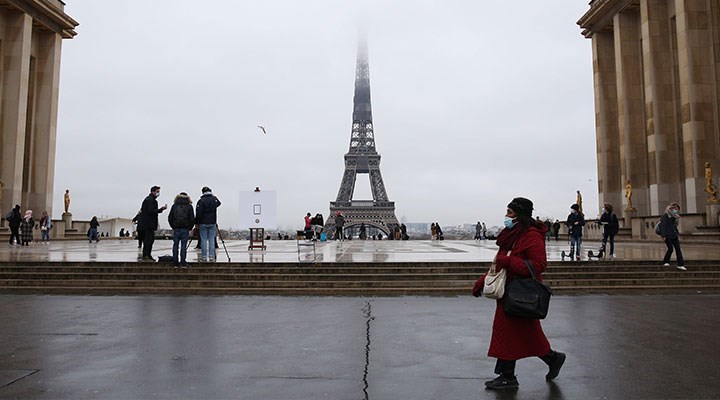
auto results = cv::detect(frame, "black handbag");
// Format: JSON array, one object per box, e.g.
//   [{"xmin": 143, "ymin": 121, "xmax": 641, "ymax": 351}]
[{"xmin": 502, "ymin": 260, "xmax": 552, "ymax": 319}]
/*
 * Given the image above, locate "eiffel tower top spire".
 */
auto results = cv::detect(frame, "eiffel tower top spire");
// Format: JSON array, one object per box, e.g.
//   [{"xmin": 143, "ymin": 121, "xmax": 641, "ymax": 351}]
[{"xmin": 349, "ymin": 40, "xmax": 376, "ymax": 154}]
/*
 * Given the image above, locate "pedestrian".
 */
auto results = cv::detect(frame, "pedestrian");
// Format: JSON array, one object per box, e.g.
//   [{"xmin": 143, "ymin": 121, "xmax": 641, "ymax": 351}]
[
  {"xmin": 359, "ymin": 223, "xmax": 367, "ymax": 240},
  {"xmin": 482, "ymin": 222, "xmax": 487, "ymax": 240},
  {"xmin": 334, "ymin": 211, "xmax": 345, "ymax": 240},
  {"xmin": 88, "ymin": 216, "xmax": 100, "ymax": 243},
  {"xmin": 304, "ymin": 212, "xmax": 313, "ymax": 239},
  {"xmin": 6, "ymin": 205, "xmax": 22, "ymax": 245},
  {"xmin": 168, "ymin": 192, "xmax": 195, "ymax": 268},
  {"xmin": 400, "ymin": 223, "xmax": 408, "ymax": 240},
  {"xmin": 475, "ymin": 221, "xmax": 482, "ymax": 240},
  {"xmin": 39, "ymin": 211, "xmax": 52, "ymax": 243},
  {"xmin": 543, "ymin": 219, "xmax": 552, "ymax": 241},
  {"xmin": 565, "ymin": 204, "xmax": 585, "ymax": 261},
  {"xmin": 138, "ymin": 186, "xmax": 168, "ymax": 262},
  {"xmin": 195, "ymin": 186, "xmax": 221, "ymax": 262},
  {"xmin": 435, "ymin": 223, "xmax": 444, "ymax": 240},
  {"xmin": 132, "ymin": 210, "xmax": 144, "ymax": 249},
  {"xmin": 599, "ymin": 203, "xmax": 619, "ymax": 257},
  {"xmin": 552, "ymin": 220, "xmax": 560, "ymax": 241},
  {"xmin": 659, "ymin": 202, "xmax": 686, "ymax": 270},
  {"xmin": 430, "ymin": 223, "xmax": 437, "ymax": 240},
  {"xmin": 20, "ymin": 210, "xmax": 34, "ymax": 246},
  {"xmin": 311, "ymin": 213, "xmax": 324, "ymax": 239},
  {"xmin": 472, "ymin": 197, "xmax": 566, "ymax": 390}
]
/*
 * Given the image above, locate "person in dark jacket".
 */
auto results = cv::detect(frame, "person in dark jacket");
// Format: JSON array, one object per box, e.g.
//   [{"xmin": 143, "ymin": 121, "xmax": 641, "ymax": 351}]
[
  {"xmin": 88, "ymin": 216, "xmax": 100, "ymax": 243},
  {"xmin": 132, "ymin": 210, "xmax": 144, "ymax": 249},
  {"xmin": 138, "ymin": 186, "xmax": 167, "ymax": 261},
  {"xmin": 334, "ymin": 211, "xmax": 345, "ymax": 241},
  {"xmin": 7, "ymin": 205, "xmax": 22, "ymax": 245},
  {"xmin": 195, "ymin": 186, "xmax": 221, "ymax": 262},
  {"xmin": 472, "ymin": 197, "xmax": 566, "ymax": 390},
  {"xmin": 659, "ymin": 202, "xmax": 686, "ymax": 270},
  {"xmin": 565, "ymin": 204, "xmax": 585, "ymax": 261},
  {"xmin": 552, "ymin": 220, "xmax": 561, "ymax": 241},
  {"xmin": 599, "ymin": 203, "xmax": 620, "ymax": 257},
  {"xmin": 168, "ymin": 192, "xmax": 195, "ymax": 267}
]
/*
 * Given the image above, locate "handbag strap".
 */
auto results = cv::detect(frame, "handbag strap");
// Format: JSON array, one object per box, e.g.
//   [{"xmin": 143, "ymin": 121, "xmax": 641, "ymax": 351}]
[
  {"xmin": 491, "ymin": 249, "xmax": 511, "ymax": 273},
  {"xmin": 523, "ymin": 259, "xmax": 539, "ymax": 281}
]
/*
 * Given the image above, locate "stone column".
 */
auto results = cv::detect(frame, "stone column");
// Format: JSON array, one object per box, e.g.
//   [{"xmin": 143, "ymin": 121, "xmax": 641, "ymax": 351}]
[
  {"xmin": 614, "ymin": 10, "xmax": 650, "ymax": 215},
  {"xmin": 26, "ymin": 32, "xmax": 63, "ymax": 216},
  {"xmin": 675, "ymin": 0, "xmax": 718, "ymax": 213},
  {"xmin": 592, "ymin": 31, "xmax": 622, "ymax": 211},
  {"xmin": 640, "ymin": 0, "xmax": 682, "ymax": 215},
  {"xmin": 0, "ymin": 13, "xmax": 32, "ymax": 214}
]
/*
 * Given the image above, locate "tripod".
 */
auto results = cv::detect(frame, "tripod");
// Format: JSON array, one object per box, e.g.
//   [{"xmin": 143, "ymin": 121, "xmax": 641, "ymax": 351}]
[{"xmin": 187, "ymin": 224, "xmax": 231, "ymax": 262}]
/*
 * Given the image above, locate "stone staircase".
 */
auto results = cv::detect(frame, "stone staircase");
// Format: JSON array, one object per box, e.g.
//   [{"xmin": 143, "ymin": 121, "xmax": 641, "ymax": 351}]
[{"xmin": 0, "ymin": 260, "xmax": 719, "ymax": 295}]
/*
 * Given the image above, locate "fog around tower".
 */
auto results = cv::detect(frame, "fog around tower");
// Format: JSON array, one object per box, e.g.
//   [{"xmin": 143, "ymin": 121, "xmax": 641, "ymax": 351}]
[{"xmin": 54, "ymin": 1, "xmax": 597, "ymax": 230}]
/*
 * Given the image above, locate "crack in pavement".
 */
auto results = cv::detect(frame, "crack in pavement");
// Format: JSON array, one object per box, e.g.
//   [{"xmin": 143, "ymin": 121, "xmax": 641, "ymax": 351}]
[{"xmin": 362, "ymin": 300, "xmax": 374, "ymax": 400}]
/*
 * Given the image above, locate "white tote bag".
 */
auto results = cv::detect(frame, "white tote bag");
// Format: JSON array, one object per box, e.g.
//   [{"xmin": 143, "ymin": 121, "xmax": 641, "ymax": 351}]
[{"xmin": 482, "ymin": 250, "xmax": 511, "ymax": 299}]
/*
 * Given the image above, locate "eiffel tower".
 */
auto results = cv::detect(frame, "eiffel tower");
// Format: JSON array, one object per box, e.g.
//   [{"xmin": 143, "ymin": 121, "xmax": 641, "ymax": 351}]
[{"xmin": 326, "ymin": 41, "xmax": 399, "ymax": 237}]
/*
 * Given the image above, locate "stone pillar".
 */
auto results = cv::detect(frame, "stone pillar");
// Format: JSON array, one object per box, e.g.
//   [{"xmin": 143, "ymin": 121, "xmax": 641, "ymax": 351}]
[
  {"xmin": 592, "ymin": 31, "xmax": 622, "ymax": 210},
  {"xmin": 675, "ymin": 0, "xmax": 718, "ymax": 213},
  {"xmin": 62, "ymin": 212, "xmax": 72, "ymax": 230},
  {"xmin": 614, "ymin": 10, "xmax": 650, "ymax": 215},
  {"xmin": 0, "ymin": 13, "xmax": 32, "ymax": 214},
  {"xmin": 623, "ymin": 208, "xmax": 637, "ymax": 228},
  {"xmin": 26, "ymin": 32, "xmax": 63, "ymax": 216},
  {"xmin": 640, "ymin": 0, "xmax": 682, "ymax": 215},
  {"xmin": 707, "ymin": 203, "xmax": 720, "ymax": 227}
]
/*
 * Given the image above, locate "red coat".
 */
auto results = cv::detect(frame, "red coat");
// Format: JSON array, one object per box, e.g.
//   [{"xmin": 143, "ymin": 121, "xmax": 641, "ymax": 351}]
[{"xmin": 478, "ymin": 225, "xmax": 551, "ymax": 360}]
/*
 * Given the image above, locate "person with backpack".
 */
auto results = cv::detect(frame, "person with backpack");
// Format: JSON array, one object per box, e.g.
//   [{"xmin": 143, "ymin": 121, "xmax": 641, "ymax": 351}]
[
  {"xmin": 6, "ymin": 205, "xmax": 21, "ymax": 245},
  {"xmin": 39, "ymin": 211, "xmax": 52, "ymax": 243},
  {"xmin": 195, "ymin": 186, "xmax": 221, "ymax": 262},
  {"xmin": 88, "ymin": 216, "xmax": 100, "ymax": 243},
  {"xmin": 168, "ymin": 192, "xmax": 195, "ymax": 268},
  {"xmin": 599, "ymin": 203, "xmax": 620, "ymax": 257},
  {"xmin": 658, "ymin": 202, "xmax": 686, "ymax": 270}
]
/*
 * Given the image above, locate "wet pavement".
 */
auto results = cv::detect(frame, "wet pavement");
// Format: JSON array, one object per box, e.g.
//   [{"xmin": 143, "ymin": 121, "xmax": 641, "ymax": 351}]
[
  {"xmin": 2, "ymin": 239, "xmax": 720, "ymax": 263},
  {"xmin": 0, "ymin": 294, "xmax": 718, "ymax": 399}
]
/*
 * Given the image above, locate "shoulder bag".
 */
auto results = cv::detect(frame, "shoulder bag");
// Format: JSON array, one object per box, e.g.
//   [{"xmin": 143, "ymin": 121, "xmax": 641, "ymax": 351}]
[
  {"xmin": 502, "ymin": 259, "xmax": 552, "ymax": 319},
  {"xmin": 482, "ymin": 250, "xmax": 511, "ymax": 299}
]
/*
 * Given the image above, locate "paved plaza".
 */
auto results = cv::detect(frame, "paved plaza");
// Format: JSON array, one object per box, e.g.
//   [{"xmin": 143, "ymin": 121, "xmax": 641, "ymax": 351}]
[
  {"xmin": 2, "ymin": 239, "xmax": 720, "ymax": 264},
  {"xmin": 0, "ymin": 294, "xmax": 719, "ymax": 400}
]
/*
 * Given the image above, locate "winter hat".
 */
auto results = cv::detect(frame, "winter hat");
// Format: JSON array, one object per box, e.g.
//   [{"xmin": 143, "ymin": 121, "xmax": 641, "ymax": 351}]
[
  {"xmin": 570, "ymin": 204, "xmax": 580, "ymax": 211},
  {"xmin": 507, "ymin": 197, "xmax": 533, "ymax": 217},
  {"xmin": 202, "ymin": 186, "xmax": 211, "ymax": 194}
]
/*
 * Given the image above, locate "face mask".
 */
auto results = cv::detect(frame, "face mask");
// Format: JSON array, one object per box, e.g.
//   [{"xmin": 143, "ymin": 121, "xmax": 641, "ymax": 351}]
[
  {"xmin": 571, "ymin": 209, "xmax": 577, "ymax": 214},
  {"xmin": 670, "ymin": 209, "xmax": 679, "ymax": 215},
  {"xmin": 153, "ymin": 192, "xmax": 160, "ymax": 198},
  {"xmin": 602, "ymin": 208, "xmax": 606, "ymax": 213},
  {"xmin": 503, "ymin": 217, "xmax": 516, "ymax": 229}
]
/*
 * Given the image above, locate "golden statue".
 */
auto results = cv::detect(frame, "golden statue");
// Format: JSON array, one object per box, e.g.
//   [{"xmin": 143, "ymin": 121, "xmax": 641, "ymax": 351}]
[
  {"xmin": 64, "ymin": 189, "xmax": 71, "ymax": 214},
  {"xmin": 705, "ymin": 162, "xmax": 718, "ymax": 202},
  {"xmin": 576, "ymin": 190, "xmax": 583, "ymax": 214},
  {"xmin": 625, "ymin": 180, "xmax": 633, "ymax": 209}
]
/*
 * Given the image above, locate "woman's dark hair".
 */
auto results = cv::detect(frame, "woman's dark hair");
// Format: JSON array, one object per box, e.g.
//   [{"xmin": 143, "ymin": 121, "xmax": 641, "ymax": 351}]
[{"xmin": 604, "ymin": 203, "xmax": 613, "ymax": 213}]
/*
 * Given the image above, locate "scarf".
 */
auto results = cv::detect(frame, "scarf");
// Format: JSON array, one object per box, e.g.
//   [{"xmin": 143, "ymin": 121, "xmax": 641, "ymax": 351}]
[{"xmin": 495, "ymin": 225, "xmax": 526, "ymax": 251}]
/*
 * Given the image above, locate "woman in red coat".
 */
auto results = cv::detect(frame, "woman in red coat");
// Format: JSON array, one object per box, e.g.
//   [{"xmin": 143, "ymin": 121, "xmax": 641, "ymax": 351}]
[{"xmin": 473, "ymin": 197, "xmax": 566, "ymax": 390}]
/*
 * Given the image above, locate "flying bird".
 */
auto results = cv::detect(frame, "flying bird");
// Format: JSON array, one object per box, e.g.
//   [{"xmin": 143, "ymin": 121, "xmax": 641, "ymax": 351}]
[{"xmin": 257, "ymin": 125, "xmax": 267, "ymax": 134}]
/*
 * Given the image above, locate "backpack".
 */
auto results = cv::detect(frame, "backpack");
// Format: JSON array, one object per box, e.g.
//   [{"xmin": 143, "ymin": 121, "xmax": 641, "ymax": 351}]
[
  {"xmin": 654, "ymin": 220, "xmax": 662, "ymax": 235},
  {"xmin": 5, "ymin": 210, "xmax": 12, "ymax": 220}
]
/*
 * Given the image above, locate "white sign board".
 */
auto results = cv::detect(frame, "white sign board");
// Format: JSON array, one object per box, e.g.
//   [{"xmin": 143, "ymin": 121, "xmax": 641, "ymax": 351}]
[{"xmin": 239, "ymin": 190, "xmax": 277, "ymax": 228}]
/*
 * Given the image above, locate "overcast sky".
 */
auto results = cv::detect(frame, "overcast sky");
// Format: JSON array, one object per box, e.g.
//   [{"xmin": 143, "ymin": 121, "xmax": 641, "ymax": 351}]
[{"xmin": 54, "ymin": 1, "xmax": 598, "ymax": 230}]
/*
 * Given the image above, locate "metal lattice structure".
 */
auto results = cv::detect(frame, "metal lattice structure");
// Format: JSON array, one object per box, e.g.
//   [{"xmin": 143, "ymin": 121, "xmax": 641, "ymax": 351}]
[{"xmin": 326, "ymin": 41, "xmax": 399, "ymax": 237}]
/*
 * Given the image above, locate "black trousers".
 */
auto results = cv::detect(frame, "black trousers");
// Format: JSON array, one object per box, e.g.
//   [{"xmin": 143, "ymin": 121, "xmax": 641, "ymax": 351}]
[
  {"xmin": 495, "ymin": 351, "xmax": 559, "ymax": 377},
  {"xmin": 142, "ymin": 229, "xmax": 155, "ymax": 257},
  {"xmin": 663, "ymin": 237, "xmax": 684, "ymax": 265},
  {"xmin": 8, "ymin": 226, "xmax": 20, "ymax": 244}
]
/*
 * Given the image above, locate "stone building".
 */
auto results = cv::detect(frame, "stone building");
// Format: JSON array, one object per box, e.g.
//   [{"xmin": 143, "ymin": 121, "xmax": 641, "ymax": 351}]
[
  {"xmin": 0, "ymin": 1, "xmax": 77, "ymax": 216},
  {"xmin": 578, "ymin": 1, "xmax": 719, "ymax": 227}
]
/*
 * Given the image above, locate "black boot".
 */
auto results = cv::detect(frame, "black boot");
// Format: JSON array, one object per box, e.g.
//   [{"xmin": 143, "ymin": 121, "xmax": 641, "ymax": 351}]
[
  {"xmin": 485, "ymin": 375, "xmax": 519, "ymax": 390},
  {"xmin": 540, "ymin": 351, "xmax": 566, "ymax": 380}
]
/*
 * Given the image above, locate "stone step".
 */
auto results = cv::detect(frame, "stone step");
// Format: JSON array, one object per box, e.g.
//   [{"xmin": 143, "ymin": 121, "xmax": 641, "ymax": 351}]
[{"xmin": 1, "ymin": 285, "xmax": 719, "ymax": 296}]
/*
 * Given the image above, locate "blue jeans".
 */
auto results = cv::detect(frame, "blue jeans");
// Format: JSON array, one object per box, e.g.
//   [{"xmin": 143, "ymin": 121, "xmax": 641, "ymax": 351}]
[
  {"xmin": 172, "ymin": 229, "xmax": 189, "ymax": 264},
  {"xmin": 199, "ymin": 224, "xmax": 217, "ymax": 260},
  {"xmin": 570, "ymin": 236, "xmax": 582, "ymax": 259},
  {"xmin": 89, "ymin": 228, "xmax": 98, "ymax": 242},
  {"xmin": 41, "ymin": 229, "xmax": 50, "ymax": 242}
]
